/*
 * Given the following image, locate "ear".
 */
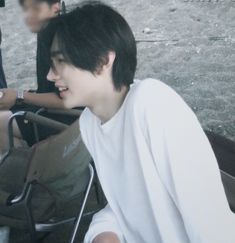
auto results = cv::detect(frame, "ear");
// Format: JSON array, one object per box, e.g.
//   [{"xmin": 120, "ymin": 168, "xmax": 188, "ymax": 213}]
[
  {"xmin": 51, "ymin": 2, "xmax": 61, "ymax": 15},
  {"xmin": 102, "ymin": 51, "xmax": 116, "ymax": 73},
  {"xmin": 106, "ymin": 51, "xmax": 116, "ymax": 68},
  {"xmin": 96, "ymin": 51, "xmax": 116, "ymax": 75}
]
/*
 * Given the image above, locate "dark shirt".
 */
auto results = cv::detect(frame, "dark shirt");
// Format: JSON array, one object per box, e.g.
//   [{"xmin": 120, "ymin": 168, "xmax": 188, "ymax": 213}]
[
  {"xmin": 36, "ymin": 29, "xmax": 57, "ymax": 94},
  {"xmin": 10, "ymin": 26, "xmax": 76, "ymax": 146},
  {"xmin": 0, "ymin": 27, "xmax": 7, "ymax": 89}
]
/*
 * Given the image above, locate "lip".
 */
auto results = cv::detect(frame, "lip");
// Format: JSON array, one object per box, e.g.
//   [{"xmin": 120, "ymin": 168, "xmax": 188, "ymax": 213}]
[
  {"xmin": 59, "ymin": 89, "xmax": 68, "ymax": 98},
  {"xmin": 57, "ymin": 85, "xmax": 68, "ymax": 90}
]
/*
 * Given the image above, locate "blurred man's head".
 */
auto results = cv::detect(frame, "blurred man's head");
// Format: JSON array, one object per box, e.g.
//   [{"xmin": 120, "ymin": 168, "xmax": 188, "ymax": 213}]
[
  {"xmin": 19, "ymin": 0, "xmax": 61, "ymax": 33},
  {"xmin": 0, "ymin": 0, "xmax": 5, "ymax": 8}
]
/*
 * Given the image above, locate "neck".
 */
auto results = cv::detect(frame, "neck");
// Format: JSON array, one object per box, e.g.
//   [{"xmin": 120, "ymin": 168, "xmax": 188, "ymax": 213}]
[{"xmin": 89, "ymin": 83, "xmax": 130, "ymax": 124}]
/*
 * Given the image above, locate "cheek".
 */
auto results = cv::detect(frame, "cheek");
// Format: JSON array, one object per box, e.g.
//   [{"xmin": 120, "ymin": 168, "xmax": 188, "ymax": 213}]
[
  {"xmin": 26, "ymin": 16, "xmax": 41, "ymax": 30},
  {"xmin": 61, "ymin": 67, "xmax": 80, "ymax": 89},
  {"xmin": 26, "ymin": 15, "xmax": 37, "ymax": 25},
  {"xmin": 70, "ymin": 71, "xmax": 95, "ymax": 97},
  {"xmin": 60, "ymin": 65, "xmax": 96, "ymax": 91},
  {"xmin": 38, "ymin": 11, "xmax": 50, "ymax": 23}
]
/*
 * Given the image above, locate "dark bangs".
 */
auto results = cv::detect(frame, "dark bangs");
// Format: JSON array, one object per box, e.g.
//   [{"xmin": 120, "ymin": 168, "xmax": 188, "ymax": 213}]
[{"xmin": 45, "ymin": 1, "xmax": 137, "ymax": 90}]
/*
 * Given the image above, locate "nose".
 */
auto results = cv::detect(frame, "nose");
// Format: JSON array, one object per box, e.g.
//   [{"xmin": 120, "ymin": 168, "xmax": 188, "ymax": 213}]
[{"xmin": 47, "ymin": 68, "xmax": 60, "ymax": 83}]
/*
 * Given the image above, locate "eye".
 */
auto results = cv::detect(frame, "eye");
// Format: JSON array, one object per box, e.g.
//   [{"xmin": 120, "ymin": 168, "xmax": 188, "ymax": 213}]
[
  {"xmin": 57, "ymin": 58, "xmax": 64, "ymax": 63},
  {"xmin": 50, "ymin": 59, "xmax": 57, "ymax": 72}
]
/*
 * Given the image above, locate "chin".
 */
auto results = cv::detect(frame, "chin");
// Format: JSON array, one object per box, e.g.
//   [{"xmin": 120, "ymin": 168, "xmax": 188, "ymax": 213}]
[
  {"xmin": 28, "ymin": 25, "xmax": 42, "ymax": 33},
  {"xmin": 63, "ymin": 100, "xmax": 79, "ymax": 109},
  {"xmin": 64, "ymin": 98, "xmax": 85, "ymax": 109},
  {"xmin": 30, "ymin": 28, "xmax": 40, "ymax": 33},
  {"xmin": 63, "ymin": 102, "xmax": 74, "ymax": 109}
]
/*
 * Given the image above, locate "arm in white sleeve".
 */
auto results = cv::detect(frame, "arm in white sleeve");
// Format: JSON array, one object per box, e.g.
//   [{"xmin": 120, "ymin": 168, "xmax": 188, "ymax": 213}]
[{"xmin": 143, "ymin": 81, "xmax": 235, "ymax": 243}]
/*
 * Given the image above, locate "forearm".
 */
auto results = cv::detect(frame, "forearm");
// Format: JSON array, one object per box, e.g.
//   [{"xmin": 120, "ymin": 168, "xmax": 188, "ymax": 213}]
[{"xmin": 23, "ymin": 91, "xmax": 65, "ymax": 109}]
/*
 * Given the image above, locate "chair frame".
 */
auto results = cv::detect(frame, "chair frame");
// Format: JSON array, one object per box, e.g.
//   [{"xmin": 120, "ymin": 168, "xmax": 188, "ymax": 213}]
[
  {"xmin": 6, "ymin": 111, "xmax": 95, "ymax": 243},
  {"xmin": 32, "ymin": 108, "xmax": 107, "ymax": 207}
]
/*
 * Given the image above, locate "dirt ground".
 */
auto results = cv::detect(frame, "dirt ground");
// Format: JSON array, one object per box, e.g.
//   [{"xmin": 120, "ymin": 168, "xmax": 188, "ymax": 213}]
[
  {"xmin": 0, "ymin": 0, "xmax": 235, "ymax": 141},
  {"xmin": 0, "ymin": 0, "xmax": 235, "ymax": 242}
]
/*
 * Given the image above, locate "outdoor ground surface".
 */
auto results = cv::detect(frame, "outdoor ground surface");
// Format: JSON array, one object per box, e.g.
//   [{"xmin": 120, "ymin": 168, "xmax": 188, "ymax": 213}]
[{"xmin": 0, "ymin": 0, "xmax": 235, "ymax": 242}]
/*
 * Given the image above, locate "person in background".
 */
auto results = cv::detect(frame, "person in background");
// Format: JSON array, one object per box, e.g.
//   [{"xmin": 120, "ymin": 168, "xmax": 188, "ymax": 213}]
[
  {"xmin": 0, "ymin": 0, "xmax": 76, "ymax": 157},
  {"xmin": 47, "ymin": 2, "xmax": 235, "ymax": 243},
  {"xmin": 0, "ymin": 1, "xmax": 14, "ymax": 242},
  {"xmin": 0, "ymin": 0, "xmax": 7, "ymax": 89}
]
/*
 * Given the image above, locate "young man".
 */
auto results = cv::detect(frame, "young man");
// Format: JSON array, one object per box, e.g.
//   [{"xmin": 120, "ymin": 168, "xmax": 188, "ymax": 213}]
[
  {"xmin": 47, "ymin": 2, "xmax": 235, "ymax": 243},
  {"xmin": 0, "ymin": 0, "xmax": 75, "ymax": 156}
]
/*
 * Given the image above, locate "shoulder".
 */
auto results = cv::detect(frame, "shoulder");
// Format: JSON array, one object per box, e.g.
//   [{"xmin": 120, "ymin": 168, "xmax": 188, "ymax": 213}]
[
  {"xmin": 129, "ymin": 78, "xmax": 196, "ymax": 123},
  {"xmin": 131, "ymin": 78, "xmax": 178, "ymax": 101},
  {"xmin": 130, "ymin": 78, "xmax": 187, "ymax": 110}
]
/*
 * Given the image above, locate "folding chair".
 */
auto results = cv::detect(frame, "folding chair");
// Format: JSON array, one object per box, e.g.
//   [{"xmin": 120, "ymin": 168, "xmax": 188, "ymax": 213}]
[
  {"xmin": 0, "ymin": 111, "xmax": 98, "ymax": 243},
  {"xmin": 205, "ymin": 130, "xmax": 235, "ymax": 212},
  {"xmin": 34, "ymin": 108, "xmax": 106, "ymax": 207}
]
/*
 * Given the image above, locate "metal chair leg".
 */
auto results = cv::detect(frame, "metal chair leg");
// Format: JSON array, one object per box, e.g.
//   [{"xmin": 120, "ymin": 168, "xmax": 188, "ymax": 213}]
[
  {"xmin": 24, "ymin": 184, "xmax": 37, "ymax": 243},
  {"xmin": 33, "ymin": 108, "xmax": 46, "ymax": 143},
  {"xmin": 69, "ymin": 164, "xmax": 94, "ymax": 243},
  {"xmin": 11, "ymin": 164, "xmax": 95, "ymax": 243}
]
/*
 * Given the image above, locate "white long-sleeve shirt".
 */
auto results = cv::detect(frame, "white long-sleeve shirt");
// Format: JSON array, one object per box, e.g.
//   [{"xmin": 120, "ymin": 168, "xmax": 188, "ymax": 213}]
[{"xmin": 80, "ymin": 78, "xmax": 235, "ymax": 243}]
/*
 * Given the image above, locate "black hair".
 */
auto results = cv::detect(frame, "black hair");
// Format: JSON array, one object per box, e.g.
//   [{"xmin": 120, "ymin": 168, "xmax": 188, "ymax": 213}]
[
  {"xmin": 48, "ymin": 1, "xmax": 137, "ymax": 91},
  {"xmin": 19, "ymin": 0, "xmax": 60, "ymax": 6},
  {"xmin": 0, "ymin": 0, "xmax": 5, "ymax": 8}
]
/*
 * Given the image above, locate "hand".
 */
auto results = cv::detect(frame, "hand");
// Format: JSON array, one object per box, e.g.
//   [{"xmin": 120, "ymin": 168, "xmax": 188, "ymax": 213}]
[{"xmin": 0, "ymin": 88, "xmax": 17, "ymax": 110}]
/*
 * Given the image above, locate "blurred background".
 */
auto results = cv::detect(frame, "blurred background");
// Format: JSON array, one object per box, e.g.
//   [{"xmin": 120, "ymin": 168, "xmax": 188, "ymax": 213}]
[{"xmin": 0, "ymin": 0, "xmax": 235, "ymax": 140}]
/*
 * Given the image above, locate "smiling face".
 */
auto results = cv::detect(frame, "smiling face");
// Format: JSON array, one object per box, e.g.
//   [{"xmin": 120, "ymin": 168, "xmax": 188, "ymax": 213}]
[
  {"xmin": 46, "ymin": 3, "xmax": 136, "ymax": 109},
  {"xmin": 20, "ymin": 0, "xmax": 60, "ymax": 33},
  {"xmin": 47, "ymin": 35, "xmax": 116, "ymax": 109}
]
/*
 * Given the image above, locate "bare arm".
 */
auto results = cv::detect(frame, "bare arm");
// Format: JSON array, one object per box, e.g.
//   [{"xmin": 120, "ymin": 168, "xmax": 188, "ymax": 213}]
[
  {"xmin": 23, "ymin": 91, "xmax": 65, "ymax": 109},
  {"xmin": 0, "ymin": 88, "xmax": 65, "ymax": 110}
]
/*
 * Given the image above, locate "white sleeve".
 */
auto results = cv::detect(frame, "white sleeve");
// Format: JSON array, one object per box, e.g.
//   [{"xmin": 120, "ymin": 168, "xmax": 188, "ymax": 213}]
[
  {"xmin": 84, "ymin": 204, "xmax": 125, "ymax": 243},
  {"xmin": 143, "ymin": 81, "xmax": 235, "ymax": 243}
]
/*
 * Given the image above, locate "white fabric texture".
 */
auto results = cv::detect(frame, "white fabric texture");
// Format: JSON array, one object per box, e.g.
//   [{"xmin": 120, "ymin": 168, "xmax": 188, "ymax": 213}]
[
  {"xmin": 80, "ymin": 78, "xmax": 235, "ymax": 243},
  {"xmin": 83, "ymin": 204, "xmax": 125, "ymax": 243}
]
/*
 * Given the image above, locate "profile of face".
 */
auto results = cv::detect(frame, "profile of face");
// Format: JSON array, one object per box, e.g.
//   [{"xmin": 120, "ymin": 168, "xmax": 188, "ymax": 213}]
[
  {"xmin": 47, "ymin": 36, "xmax": 116, "ymax": 109},
  {"xmin": 21, "ymin": 0, "xmax": 60, "ymax": 33}
]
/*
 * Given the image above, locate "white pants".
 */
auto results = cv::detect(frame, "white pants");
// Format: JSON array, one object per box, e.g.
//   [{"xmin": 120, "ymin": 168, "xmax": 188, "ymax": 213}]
[{"xmin": 84, "ymin": 204, "xmax": 126, "ymax": 243}]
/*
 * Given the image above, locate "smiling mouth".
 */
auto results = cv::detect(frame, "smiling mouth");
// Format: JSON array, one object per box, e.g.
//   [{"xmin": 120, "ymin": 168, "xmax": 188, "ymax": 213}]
[
  {"xmin": 58, "ymin": 87, "xmax": 69, "ymax": 92},
  {"xmin": 58, "ymin": 87, "xmax": 69, "ymax": 98}
]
